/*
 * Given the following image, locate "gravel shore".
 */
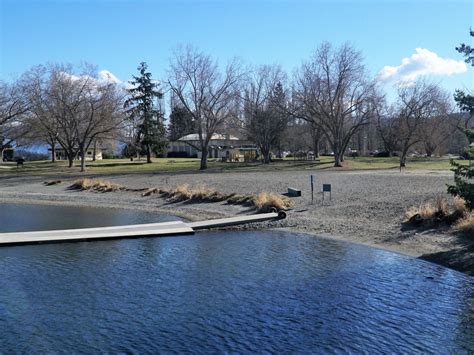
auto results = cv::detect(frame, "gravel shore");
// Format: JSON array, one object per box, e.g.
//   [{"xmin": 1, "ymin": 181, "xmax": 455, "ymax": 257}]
[{"xmin": 0, "ymin": 169, "xmax": 472, "ymax": 275}]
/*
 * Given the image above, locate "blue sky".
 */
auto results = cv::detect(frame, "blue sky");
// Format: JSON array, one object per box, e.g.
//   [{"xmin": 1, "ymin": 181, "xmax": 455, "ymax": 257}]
[{"xmin": 1, "ymin": 0, "xmax": 472, "ymax": 99}]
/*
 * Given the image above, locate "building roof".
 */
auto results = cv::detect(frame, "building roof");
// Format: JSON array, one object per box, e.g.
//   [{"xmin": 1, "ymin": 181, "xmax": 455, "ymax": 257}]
[{"xmin": 178, "ymin": 133, "xmax": 240, "ymax": 141}]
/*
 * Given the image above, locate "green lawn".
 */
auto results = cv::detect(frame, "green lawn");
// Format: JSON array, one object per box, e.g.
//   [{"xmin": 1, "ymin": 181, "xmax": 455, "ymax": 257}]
[{"xmin": 0, "ymin": 156, "xmax": 469, "ymax": 176}]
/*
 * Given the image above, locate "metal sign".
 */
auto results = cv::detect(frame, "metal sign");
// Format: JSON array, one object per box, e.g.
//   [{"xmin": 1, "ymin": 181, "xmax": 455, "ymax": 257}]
[{"xmin": 322, "ymin": 184, "xmax": 332, "ymax": 201}]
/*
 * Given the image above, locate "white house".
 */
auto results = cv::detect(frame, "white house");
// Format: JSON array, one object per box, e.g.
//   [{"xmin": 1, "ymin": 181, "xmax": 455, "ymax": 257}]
[
  {"xmin": 51, "ymin": 147, "xmax": 104, "ymax": 161},
  {"xmin": 166, "ymin": 133, "xmax": 258, "ymax": 162}
]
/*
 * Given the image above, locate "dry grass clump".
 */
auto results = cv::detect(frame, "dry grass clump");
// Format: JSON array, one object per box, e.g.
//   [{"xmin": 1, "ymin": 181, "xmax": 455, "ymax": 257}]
[
  {"xmin": 43, "ymin": 180, "xmax": 62, "ymax": 186},
  {"xmin": 190, "ymin": 186, "xmax": 229, "ymax": 202},
  {"xmin": 165, "ymin": 184, "xmax": 230, "ymax": 203},
  {"xmin": 404, "ymin": 196, "xmax": 472, "ymax": 232},
  {"xmin": 158, "ymin": 184, "xmax": 291, "ymax": 212},
  {"xmin": 404, "ymin": 196, "xmax": 451, "ymax": 224},
  {"xmin": 70, "ymin": 178, "xmax": 124, "ymax": 192},
  {"xmin": 453, "ymin": 196, "xmax": 468, "ymax": 216},
  {"xmin": 404, "ymin": 203, "xmax": 437, "ymax": 221},
  {"xmin": 454, "ymin": 211, "xmax": 474, "ymax": 234},
  {"xmin": 171, "ymin": 184, "xmax": 193, "ymax": 201},
  {"xmin": 252, "ymin": 192, "xmax": 292, "ymax": 213}
]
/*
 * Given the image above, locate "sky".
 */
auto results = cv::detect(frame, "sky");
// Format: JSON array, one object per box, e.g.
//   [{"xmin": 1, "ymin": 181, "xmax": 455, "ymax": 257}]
[{"xmin": 1, "ymin": 0, "xmax": 473, "ymax": 102}]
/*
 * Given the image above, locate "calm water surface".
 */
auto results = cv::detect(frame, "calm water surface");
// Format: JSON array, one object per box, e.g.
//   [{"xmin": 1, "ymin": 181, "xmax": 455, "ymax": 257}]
[{"xmin": 0, "ymin": 204, "xmax": 473, "ymax": 353}]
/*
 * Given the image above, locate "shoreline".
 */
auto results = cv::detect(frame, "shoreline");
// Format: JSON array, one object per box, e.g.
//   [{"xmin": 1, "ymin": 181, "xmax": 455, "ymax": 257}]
[{"xmin": 0, "ymin": 169, "xmax": 472, "ymax": 276}]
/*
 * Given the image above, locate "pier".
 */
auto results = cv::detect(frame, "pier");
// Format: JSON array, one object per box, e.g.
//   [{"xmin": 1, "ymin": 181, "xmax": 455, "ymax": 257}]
[{"xmin": 0, "ymin": 212, "xmax": 285, "ymax": 246}]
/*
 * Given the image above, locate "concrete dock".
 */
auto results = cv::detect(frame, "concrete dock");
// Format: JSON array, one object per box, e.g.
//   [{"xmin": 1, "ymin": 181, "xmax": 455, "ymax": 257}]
[
  {"xmin": 0, "ymin": 212, "xmax": 286, "ymax": 246},
  {"xmin": 0, "ymin": 221, "xmax": 194, "ymax": 246},
  {"xmin": 188, "ymin": 211, "xmax": 285, "ymax": 230}
]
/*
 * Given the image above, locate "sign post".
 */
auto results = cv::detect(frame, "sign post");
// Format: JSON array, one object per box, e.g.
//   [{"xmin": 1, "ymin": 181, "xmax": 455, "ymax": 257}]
[
  {"xmin": 322, "ymin": 184, "xmax": 332, "ymax": 201},
  {"xmin": 310, "ymin": 175, "xmax": 314, "ymax": 203}
]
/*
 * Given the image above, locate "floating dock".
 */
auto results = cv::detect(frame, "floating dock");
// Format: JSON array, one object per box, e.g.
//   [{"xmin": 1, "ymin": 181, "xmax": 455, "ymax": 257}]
[{"xmin": 0, "ymin": 212, "xmax": 285, "ymax": 246}]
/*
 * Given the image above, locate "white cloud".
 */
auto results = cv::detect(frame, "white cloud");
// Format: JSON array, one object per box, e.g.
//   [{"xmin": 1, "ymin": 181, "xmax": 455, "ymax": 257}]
[
  {"xmin": 98, "ymin": 70, "xmax": 122, "ymax": 84},
  {"xmin": 377, "ymin": 48, "xmax": 467, "ymax": 85}
]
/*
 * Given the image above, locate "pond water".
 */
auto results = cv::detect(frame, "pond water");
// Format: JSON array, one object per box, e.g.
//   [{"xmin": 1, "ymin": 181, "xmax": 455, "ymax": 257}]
[{"xmin": 0, "ymin": 204, "xmax": 473, "ymax": 353}]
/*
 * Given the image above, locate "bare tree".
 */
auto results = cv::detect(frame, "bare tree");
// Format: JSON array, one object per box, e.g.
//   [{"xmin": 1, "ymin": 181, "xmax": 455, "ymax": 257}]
[
  {"xmin": 0, "ymin": 81, "xmax": 29, "ymax": 159},
  {"xmin": 22, "ymin": 64, "xmax": 125, "ymax": 170},
  {"xmin": 243, "ymin": 65, "xmax": 288, "ymax": 164},
  {"xmin": 395, "ymin": 81, "xmax": 448, "ymax": 166},
  {"xmin": 294, "ymin": 42, "xmax": 376, "ymax": 167},
  {"xmin": 21, "ymin": 65, "xmax": 60, "ymax": 162},
  {"xmin": 74, "ymin": 78, "xmax": 125, "ymax": 171},
  {"xmin": 168, "ymin": 45, "xmax": 242, "ymax": 170}
]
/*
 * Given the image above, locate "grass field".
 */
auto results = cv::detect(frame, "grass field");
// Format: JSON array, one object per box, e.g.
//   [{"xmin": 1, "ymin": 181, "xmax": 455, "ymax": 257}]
[{"xmin": 0, "ymin": 156, "xmax": 469, "ymax": 176}]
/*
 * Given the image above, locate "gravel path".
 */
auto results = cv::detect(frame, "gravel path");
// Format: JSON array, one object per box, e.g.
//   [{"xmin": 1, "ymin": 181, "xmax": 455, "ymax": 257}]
[{"xmin": 0, "ymin": 169, "xmax": 472, "ymax": 275}]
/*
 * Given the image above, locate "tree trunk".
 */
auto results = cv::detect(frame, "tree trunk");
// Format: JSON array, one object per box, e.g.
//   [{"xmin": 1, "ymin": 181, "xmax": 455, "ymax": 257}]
[
  {"xmin": 146, "ymin": 144, "xmax": 152, "ymax": 164},
  {"xmin": 333, "ymin": 142, "xmax": 343, "ymax": 167},
  {"xmin": 334, "ymin": 152, "xmax": 343, "ymax": 167},
  {"xmin": 400, "ymin": 145, "xmax": 409, "ymax": 171},
  {"xmin": 313, "ymin": 136, "xmax": 320, "ymax": 159},
  {"xmin": 92, "ymin": 140, "xmax": 97, "ymax": 162},
  {"xmin": 262, "ymin": 147, "xmax": 271, "ymax": 164},
  {"xmin": 51, "ymin": 144, "xmax": 56, "ymax": 163},
  {"xmin": 80, "ymin": 148, "xmax": 86, "ymax": 172},
  {"xmin": 67, "ymin": 152, "xmax": 74, "ymax": 168},
  {"xmin": 200, "ymin": 146, "xmax": 208, "ymax": 170}
]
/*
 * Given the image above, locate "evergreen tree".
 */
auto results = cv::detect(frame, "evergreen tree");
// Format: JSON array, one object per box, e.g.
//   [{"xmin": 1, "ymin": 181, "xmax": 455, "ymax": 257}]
[
  {"xmin": 448, "ymin": 30, "xmax": 474, "ymax": 209},
  {"xmin": 168, "ymin": 105, "xmax": 195, "ymax": 141},
  {"xmin": 124, "ymin": 62, "xmax": 166, "ymax": 163}
]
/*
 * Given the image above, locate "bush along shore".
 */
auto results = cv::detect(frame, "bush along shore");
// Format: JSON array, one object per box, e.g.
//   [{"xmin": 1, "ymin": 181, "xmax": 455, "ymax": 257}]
[
  {"xmin": 69, "ymin": 178, "xmax": 293, "ymax": 213},
  {"xmin": 404, "ymin": 196, "xmax": 473, "ymax": 235}
]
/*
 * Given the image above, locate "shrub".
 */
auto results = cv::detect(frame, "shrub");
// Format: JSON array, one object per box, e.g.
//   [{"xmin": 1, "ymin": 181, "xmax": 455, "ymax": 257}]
[
  {"xmin": 252, "ymin": 192, "xmax": 292, "ymax": 213},
  {"xmin": 454, "ymin": 211, "xmax": 474, "ymax": 234},
  {"xmin": 447, "ymin": 160, "xmax": 474, "ymax": 209},
  {"xmin": 70, "ymin": 178, "xmax": 123, "ymax": 192}
]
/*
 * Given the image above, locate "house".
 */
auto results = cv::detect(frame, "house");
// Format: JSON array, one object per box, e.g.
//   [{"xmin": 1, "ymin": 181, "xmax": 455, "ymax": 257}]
[
  {"xmin": 50, "ymin": 147, "xmax": 104, "ymax": 161},
  {"xmin": 166, "ymin": 133, "xmax": 258, "ymax": 162}
]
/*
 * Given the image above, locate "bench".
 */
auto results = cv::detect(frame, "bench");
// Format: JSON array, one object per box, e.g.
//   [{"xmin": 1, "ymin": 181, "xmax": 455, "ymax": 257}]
[
  {"xmin": 287, "ymin": 187, "xmax": 301, "ymax": 197},
  {"xmin": 16, "ymin": 158, "xmax": 25, "ymax": 168}
]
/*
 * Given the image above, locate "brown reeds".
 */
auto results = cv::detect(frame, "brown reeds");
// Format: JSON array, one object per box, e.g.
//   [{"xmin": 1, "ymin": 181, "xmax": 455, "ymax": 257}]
[
  {"xmin": 454, "ymin": 211, "xmax": 474, "ymax": 234},
  {"xmin": 70, "ymin": 180, "xmax": 292, "ymax": 212},
  {"xmin": 404, "ymin": 196, "xmax": 472, "ymax": 232},
  {"xmin": 69, "ymin": 178, "xmax": 124, "ymax": 192},
  {"xmin": 162, "ymin": 184, "xmax": 292, "ymax": 212}
]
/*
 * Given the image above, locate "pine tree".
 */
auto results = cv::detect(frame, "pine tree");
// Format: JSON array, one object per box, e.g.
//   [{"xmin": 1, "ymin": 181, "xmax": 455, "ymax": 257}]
[
  {"xmin": 168, "ymin": 105, "xmax": 195, "ymax": 141},
  {"xmin": 124, "ymin": 62, "xmax": 167, "ymax": 163},
  {"xmin": 448, "ymin": 30, "xmax": 474, "ymax": 209}
]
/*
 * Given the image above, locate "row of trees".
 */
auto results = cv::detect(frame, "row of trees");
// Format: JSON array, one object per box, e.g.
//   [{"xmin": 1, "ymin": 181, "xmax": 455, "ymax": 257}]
[{"xmin": 1, "ymin": 41, "xmax": 472, "ymax": 171}]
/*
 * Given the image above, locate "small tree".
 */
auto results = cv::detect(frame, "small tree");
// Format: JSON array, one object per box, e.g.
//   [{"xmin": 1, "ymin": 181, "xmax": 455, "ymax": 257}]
[{"xmin": 124, "ymin": 62, "xmax": 167, "ymax": 163}]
